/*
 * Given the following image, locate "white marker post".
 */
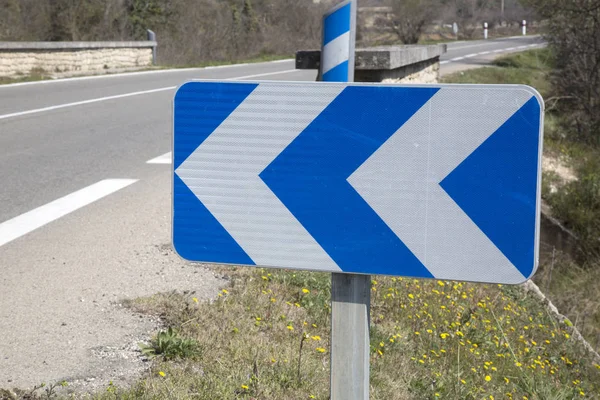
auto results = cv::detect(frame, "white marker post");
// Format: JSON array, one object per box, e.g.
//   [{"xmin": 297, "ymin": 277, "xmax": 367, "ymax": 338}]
[
  {"xmin": 484, "ymin": 22, "xmax": 488, "ymax": 39},
  {"xmin": 522, "ymin": 20, "xmax": 527, "ymax": 36},
  {"xmin": 321, "ymin": 1, "xmax": 369, "ymax": 399},
  {"xmin": 453, "ymin": 22, "xmax": 459, "ymax": 39}
]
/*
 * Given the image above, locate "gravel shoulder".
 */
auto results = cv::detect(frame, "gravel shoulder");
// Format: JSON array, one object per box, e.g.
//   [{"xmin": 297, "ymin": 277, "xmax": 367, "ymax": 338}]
[{"xmin": 0, "ymin": 171, "xmax": 224, "ymax": 392}]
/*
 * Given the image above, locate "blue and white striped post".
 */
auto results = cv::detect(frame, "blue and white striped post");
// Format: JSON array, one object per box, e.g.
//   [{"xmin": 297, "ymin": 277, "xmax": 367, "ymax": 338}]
[
  {"xmin": 322, "ymin": 2, "xmax": 369, "ymax": 400},
  {"xmin": 321, "ymin": 0, "xmax": 357, "ymax": 82}
]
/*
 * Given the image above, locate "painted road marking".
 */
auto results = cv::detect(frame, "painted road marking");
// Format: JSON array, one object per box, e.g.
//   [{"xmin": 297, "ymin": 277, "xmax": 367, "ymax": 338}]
[
  {"xmin": 0, "ymin": 59, "xmax": 295, "ymax": 89},
  {"xmin": 440, "ymin": 43, "xmax": 544, "ymax": 67},
  {"xmin": 0, "ymin": 179, "xmax": 137, "ymax": 248},
  {"xmin": 0, "ymin": 87, "xmax": 176, "ymax": 121},
  {"xmin": 147, "ymin": 152, "xmax": 172, "ymax": 164},
  {"xmin": 0, "ymin": 69, "xmax": 299, "ymax": 121}
]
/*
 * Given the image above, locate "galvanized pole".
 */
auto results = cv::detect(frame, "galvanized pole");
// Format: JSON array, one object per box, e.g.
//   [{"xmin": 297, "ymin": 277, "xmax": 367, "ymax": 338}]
[{"xmin": 320, "ymin": 1, "xmax": 369, "ymax": 399}]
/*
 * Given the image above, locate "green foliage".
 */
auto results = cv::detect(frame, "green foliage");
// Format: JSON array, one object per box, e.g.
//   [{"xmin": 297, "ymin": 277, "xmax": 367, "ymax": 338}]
[
  {"xmin": 127, "ymin": 0, "xmax": 175, "ymax": 39},
  {"xmin": 443, "ymin": 49, "xmax": 553, "ymax": 99},
  {"xmin": 139, "ymin": 327, "xmax": 202, "ymax": 360},
  {"xmin": 523, "ymin": 0, "xmax": 600, "ymax": 143},
  {"xmin": 546, "ymin": 156, "xmax": 600, "ymax": 259}
]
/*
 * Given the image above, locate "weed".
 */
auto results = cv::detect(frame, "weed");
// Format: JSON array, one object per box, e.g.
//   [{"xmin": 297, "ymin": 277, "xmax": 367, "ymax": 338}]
[{"xmin": 139, "ymin": 327, "xmax": 201, "ymax": 361}]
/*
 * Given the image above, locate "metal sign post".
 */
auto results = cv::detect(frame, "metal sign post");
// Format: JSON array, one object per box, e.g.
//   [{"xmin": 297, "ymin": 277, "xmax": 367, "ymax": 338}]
[{"xmin": 320, "ymin": 1, "xmax": 369, "ymax": 399}]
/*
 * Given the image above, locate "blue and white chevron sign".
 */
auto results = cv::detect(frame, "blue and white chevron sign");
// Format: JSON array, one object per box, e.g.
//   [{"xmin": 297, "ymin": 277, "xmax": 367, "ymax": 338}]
[
  {"xmin": 172, "ymin": 81, "xmax": 544, "ymax": 284},
  {"xmin": 321, "ymin": 0, "xmax": 356, "ymax": 82}
]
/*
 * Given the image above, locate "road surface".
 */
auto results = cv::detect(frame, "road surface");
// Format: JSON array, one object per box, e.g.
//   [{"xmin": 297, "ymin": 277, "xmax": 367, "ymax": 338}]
[{"xmin": 0, "ymin": 35, "xmax": 545, "ymax": 390}]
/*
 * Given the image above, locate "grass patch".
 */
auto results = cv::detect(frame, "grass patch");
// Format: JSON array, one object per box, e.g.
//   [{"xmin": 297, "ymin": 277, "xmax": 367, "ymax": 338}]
[
  {"xmin": 442, "ymin": 49, "xmax": 553, "ymax": 99},
  {"xmin": 0, "ymin": 74, "xmax": 50, "ymax": 85},
  {"xmin": 84, "ymin": 268, "xmax": 600, "ymax": 399}
]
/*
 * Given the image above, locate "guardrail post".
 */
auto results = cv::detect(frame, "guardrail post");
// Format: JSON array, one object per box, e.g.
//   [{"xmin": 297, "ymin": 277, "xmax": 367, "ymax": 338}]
[{"xmin": 147, "ymin": 29, "xmax": 157, "ymax": 65}]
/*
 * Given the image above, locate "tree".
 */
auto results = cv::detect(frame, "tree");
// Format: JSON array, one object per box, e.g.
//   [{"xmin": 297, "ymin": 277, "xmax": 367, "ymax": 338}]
[
  {"xmin": 388, "ymin": 0, "xmax": 439, "ymax": 44},
  {"xmin": 523, "ymin": 0, "xmax": 600, "ymax": 143}
]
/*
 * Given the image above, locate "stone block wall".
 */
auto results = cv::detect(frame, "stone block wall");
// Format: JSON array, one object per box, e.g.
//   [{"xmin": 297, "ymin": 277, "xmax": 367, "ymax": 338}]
[{"xmin": 0, "ymin": 41, "xmax": 156, "ymax": 78}]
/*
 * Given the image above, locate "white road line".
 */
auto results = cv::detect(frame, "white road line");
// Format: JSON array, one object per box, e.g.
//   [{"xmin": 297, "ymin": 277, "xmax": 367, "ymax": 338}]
[
  {"xmin": 147, "ymin": 152, "xmax": 172, "ymax": 164},
  {"xmin": 0, "ymin": 59, "xmax": 295, "ymax": 89},
  {"xmin": 464, "ymin": 53, "xmax": 478, "ymax": 58},
  {"xmin": 0, "ymin": 69, "xmax": 300, "ymax": 121},
  {"xmin": 480, "ymin": 51, "xmax": 491, "ymax": 55},
  {"xmin": 506, "ymin": 47, "xmax": 517, "ymax": 51},
  {"xmin": 493, "ymin": 49, "xmax": 504, "ymax": 53},
  {"xmin": 440, "ymin": 60, "xmax": 450, "ymax": 65},
  {"xmin": 0, "ymin": 179, "xmax": 137, "ymax": 248},
  {"xmin": 229, "ymin": 69, "xmax": 299, "ymax": 80},
  {"xmin": 451, "ymin": 57, "xmax": 465, "ymax": 61},
  {"xmin": 0, "ymin": 87, "xmax": 175, "ymax": 121}
]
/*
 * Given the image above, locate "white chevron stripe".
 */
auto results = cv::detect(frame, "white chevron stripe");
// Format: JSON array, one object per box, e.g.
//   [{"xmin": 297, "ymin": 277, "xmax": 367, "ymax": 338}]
[
  {"xmin": 175, "ymin": 83, "xmax": 344, "ymax": 271},
  {"xmin": 322, "ymin": 32, "xmax": 350, "ymax": 74},
  {"xmin": 348, "ymin": 87, "xmax": 535, "ymax": 284}
]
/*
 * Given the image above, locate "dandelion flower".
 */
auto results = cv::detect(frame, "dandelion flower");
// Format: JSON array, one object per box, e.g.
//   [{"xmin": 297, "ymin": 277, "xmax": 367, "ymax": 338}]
[
  {"xmin": 302, "ymin": 288, "xmax": 310, "ymax": 294},
  {"xmin": 192, "ymin": 297, "xmax": 198, "ymax": 303},
  {"xmin": 485, "ymin": 375, "xmax": 491, "ymax": 382},
  {"xmin": 316, "ymin": 347, "xmax": 326, "ymax": 353},
  {"xmin": 158, "ymin": 371, "xmax": 166, "ymax": 377},
  {"xmin": 311, "ymin": 335, "xmax": 321, "ymax": 341},
  {"xmin": 241, "ymin": 384, "xmax": 249, "ymax": 390},
  {"xmin": 287, "ymin": 325, "xmax": 294, "ymax": 331},
  {"xmin": 221, "ymin": 289, "xmax": 228, "ymax": 294}
]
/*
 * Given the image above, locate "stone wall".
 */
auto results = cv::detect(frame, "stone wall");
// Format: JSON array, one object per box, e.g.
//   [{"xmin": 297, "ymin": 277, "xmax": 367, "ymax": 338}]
[{"xmin": 0, "ymin": 41, "xmax": 156, "ymax": 78}]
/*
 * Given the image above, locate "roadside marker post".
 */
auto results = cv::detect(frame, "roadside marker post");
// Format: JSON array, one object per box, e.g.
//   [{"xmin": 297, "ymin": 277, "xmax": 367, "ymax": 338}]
[
  {"xmin": 484, "ymin": 22, "xmax": 489, "ymax": 39},
  {"xmin": 320, "ymin": 1, "xmax": 369, "ymax": 399},
  {"xmin": 523, "ymin": 20, "xmax": 527, "ymax": 36}
]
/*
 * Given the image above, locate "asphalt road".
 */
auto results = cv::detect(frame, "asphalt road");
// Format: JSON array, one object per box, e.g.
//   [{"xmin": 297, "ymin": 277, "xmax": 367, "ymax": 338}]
[{"xmin": 0, "ymin": 35, "xmax": 545, "ymax": 389}]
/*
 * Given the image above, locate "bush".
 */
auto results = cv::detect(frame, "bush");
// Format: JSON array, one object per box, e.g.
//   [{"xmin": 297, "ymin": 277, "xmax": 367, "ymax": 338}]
[
  {"xmin": 524, "ymin": 0, "xmax": 600, "ymax": 144},
  {"xmin": 547, "ymin": 156, "xmax": 600, "ymax": 260}
]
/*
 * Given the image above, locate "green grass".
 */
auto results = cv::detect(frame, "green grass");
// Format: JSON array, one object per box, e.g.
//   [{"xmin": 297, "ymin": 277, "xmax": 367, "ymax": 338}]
[
  {"xmin": 0, "ymin": 74, "xmax": 50, "ymax": 85},
  {"xmin": 442, "ymin": 49, "xmax": 554, "ymax": 99},
  {"xmin": 87, "ymin": 269, "xmax": 599, "ymax": 399}
]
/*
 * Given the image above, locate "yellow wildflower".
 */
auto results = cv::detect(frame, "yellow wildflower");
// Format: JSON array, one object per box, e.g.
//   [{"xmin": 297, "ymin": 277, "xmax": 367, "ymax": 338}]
[
  {"xmin": 311, "ymin": 335, "xmax": 321, "ymax": 341},
  {"xmin": 316, "ymin": 347, "xmax": 326, "ymax": 353},
  {"xmin": 158, "ymin": 371, "xmax": 166, "ymax": 377},
  {"xmin": 485, "ymin": 375, "xmax": 491, "ymax": 382},
  {"xmin": 241, "ymin": 384, "xmax": 249, "ymax": 390},
  {"xmin": 302, "ymin": 288, "xmax": 310, "ymax": 294}
]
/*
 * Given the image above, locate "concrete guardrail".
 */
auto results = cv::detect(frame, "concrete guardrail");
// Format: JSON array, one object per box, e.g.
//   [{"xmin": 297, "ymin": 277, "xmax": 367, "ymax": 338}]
[{"xmin": 296, "ymin": 44, "xmax": 447, "ymax": 83}]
